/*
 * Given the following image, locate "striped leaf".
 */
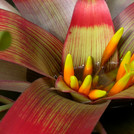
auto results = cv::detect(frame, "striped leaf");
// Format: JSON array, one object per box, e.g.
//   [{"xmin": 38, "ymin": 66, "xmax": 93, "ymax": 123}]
[
  {"xmin": 113, "ymin": 3, "xmax": 134, "ymax": 60},
  {"xmin": 0, "ymin": 78, "xmax": 110, "ymax": 134},
  {"xmin": 62, "ymin": 0, "xmax": 118, "ymax": 72},
  {"xmin": 13, "ymin": 0, "xmax": 77, "ymax": 42},
  {"xmin": 0, "ymin": 9, "xmax": 63, "ymax": 79},
  {"xmin": 0, "ymin": 95, "xmax": 14, "ymax": 104},
  {"xmin": 0, "ymin": 80, "xmax": 30, "ymax": 92}
]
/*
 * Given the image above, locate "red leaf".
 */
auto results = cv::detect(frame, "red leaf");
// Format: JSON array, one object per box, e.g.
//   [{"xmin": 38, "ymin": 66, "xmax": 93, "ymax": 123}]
[
  {"xmin": 62, "ymin": 0, "xmax": 118, "ymax": 71},
  {"xmin": 0, "ymin": 9, "xmax": 63, "ymax": 79},
  {"xmin": 0, "ymin": 78, "xmax": 110, "ymax": 134},
  {"xmin": 13, "ymin": 0, "xmax": 77, "ymax": 42}
]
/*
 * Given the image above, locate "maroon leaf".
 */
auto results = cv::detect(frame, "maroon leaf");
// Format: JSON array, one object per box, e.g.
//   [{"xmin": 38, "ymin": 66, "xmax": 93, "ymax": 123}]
[
  {"xmin": 0, "ymin": 9, "xmax": 63, "ymax": 79},
  {"xmin": 113, "ymin": 3, "xmax": 134, "ymax": 60}
]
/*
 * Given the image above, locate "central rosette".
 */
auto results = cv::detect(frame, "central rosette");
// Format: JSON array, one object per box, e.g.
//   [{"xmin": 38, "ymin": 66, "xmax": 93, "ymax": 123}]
[
  {"xmin": 63, "ymin": 53, "xmax": 107, "ymax": 100},
  {"xmin": 55, "ymin": 27, "xmax": 134, "ymax": 102}
]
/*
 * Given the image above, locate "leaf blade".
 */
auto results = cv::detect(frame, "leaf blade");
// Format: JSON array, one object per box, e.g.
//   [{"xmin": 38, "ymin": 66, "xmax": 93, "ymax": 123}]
[
  {"xmin": 0, "ymin": 78, "xmax": 110, "ymax": 134},
  {"xmin": 13, "ymin": 0, "xmax": 77, "ymax": 42},
  {"xmin": 0, "ymin": 9, "xmax": 63, "ymax": 79},
  {"xmin": 113, "ymin": 3, "xmax": 134, "ymax": 60},
  {"xmin": 0, "ymin": 80, "xmax": 30, "ymax": 92}
]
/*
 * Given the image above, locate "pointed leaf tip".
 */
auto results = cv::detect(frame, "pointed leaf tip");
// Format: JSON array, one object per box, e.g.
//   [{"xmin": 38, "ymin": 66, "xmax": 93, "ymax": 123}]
[{"xmin": 0, "ymin": 31, "xmax": 11, "ymax": 51}]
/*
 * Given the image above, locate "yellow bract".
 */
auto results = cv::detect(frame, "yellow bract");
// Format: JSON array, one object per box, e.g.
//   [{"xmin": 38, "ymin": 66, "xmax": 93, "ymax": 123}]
[
  {"xmin": 116, "ymin": 51, "xmax": 131, "ymax": 81},
  {"xmin": 79, "ymin": 75, "xmax": 92, "ymax": 95},
  {"xmin": 64, "ymin": 54, "xmax": 74, "ymax": 86},
  {"xmin": 70, "ymin": 76, "xmax": 79, "ymax": 91},
  {"xmin": 88, "ymin": 90, "xmax": 107, "ymax": 100},
  {"xmin": 101, "ymin": 27, "xmax": 124, "ymax": 67},
  {"xmin": 83, "ymin": 56, "xmax": 93, "ymax": 79},
  {"xmin": 108, "ymin": 73, "xmax": 133, "ymax": 96}
]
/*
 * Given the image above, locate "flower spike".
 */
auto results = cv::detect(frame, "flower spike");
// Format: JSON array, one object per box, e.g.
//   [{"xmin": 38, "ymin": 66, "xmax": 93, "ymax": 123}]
[
  {"xmin": 116, "ymin": 51, "xmax": 131, "ymax": 81},
  {"xmin": 79, "ymin": 75, "xmax": 92, "ymax": 96},
  {"xmin": 83, "ymin": 56, "xmax": 93, "ymax": 79},
  {"xmin": 64, "ymin": 54, "xmax": 74, "ymax": 86},
  {"xmin": 70, "ymin": 76, "xmax": 79, "ymax": 91},
  {"xmin": 108, "ymin": 72, "xmax": 133, "ymax": 96},
  {"xmin": 101, "ymin": 27, "xmax": 124, "ymax": 67},
  {"xmin": 88, "ymin": 90, "xmax": 107, "ymax": 100}
]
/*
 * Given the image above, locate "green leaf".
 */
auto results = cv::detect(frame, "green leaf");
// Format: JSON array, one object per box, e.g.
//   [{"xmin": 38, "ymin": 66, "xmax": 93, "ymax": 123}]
[
  {"xmin": 0, "ymin": 103, "xmax": 13, "ymax": 112},
  {"xmin": 0, "ymin": 95, "xmax": 14, "ymax": 104},
  {"xmin": 0, "ymin": 78, "xmax": 110, "ymax": 133},
  {"xmin": 0, "ymin": 31, "xmax": 11, "ymax": 51}
]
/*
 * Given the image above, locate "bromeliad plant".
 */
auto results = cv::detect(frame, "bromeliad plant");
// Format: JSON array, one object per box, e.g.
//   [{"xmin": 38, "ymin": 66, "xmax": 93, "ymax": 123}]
[{"xmin": 0, "ymin": 0, "xmax": 134, "ymax": 133}]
